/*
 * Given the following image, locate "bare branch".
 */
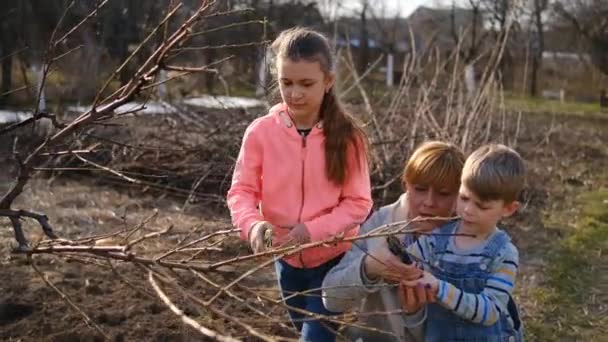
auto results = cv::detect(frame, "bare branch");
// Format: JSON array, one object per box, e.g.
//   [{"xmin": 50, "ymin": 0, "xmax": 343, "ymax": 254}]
[
  {"xmin": 148, "ymin": 272, "xmax": 240, "ymax": 342},
  {"xmin": 0, "ymin": 86, "xmax": 28, "ymax": 98},
  {"xmin": 190, "ymin": 19, "xmax": 266, "ymax": 37},
  {"xmin": 30, "ymin": 256, "xmax": 111, "ymax": 340},
  {"xmin": 0, "ymin": 112, "xmax": 65, "ymax": 136},
  {"xmin": 53, "ymin": 0, "xmax": 109, "ymax": 47},
  {"xmin": 177, "ymin": 41, "xmax": 271, "ymax": 51}
]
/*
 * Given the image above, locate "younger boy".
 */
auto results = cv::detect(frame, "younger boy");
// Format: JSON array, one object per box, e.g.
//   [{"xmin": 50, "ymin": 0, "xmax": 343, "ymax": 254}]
[{"xmin": 403, "ymin": 143, "xmax": 525, "ymax": 341}]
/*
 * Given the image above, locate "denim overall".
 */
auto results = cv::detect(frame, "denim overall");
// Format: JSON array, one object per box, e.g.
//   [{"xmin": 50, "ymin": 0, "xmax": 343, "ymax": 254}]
[{"xmin": 425, "ymin": 222, "xmax": 523, "ymax": 342}]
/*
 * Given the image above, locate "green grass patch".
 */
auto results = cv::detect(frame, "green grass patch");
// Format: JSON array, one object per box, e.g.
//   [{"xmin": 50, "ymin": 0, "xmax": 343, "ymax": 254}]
[
  {"xmin": 526, "ymin": 190, "xmax": 608, "ymax": 341},
  {"xmin": 505, "ymin": 95, "xmax": 607, "ymax": 117},
  {"xmin": 228, "ymin": 84, "xmax": 257, "ymax": 98}
]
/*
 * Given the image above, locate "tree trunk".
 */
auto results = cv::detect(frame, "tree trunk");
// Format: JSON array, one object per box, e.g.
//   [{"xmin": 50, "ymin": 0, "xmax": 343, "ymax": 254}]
[
  {"xmin": 79, "ymin": 31, "xmax": 101, "ymax": 103},
  {"xmin": 158, "ymin": 70, "xmax": 168, "ymax": 100},
  {"xmin": 530, "ymin": 0, "xmax": 545, "ymax": 97},
  {"xmin": 32, "ymin": 63, "xmax": 46, "ymax": 112},
  {"xmin": 1, "ymin": 49, "xmax": 13, "ymax": 105},
  {"xmin": 358, "ymin": 4, "xmax": 369, "ymax": 75},
  {"xmin": 255, "ymin": 48, "xmax": 269, "ymax": 97},
  {"xmin": 118, "ymin": 48, "xmax": 132, "ymax": 85},
  {"xmin": 205, "ymin": 49, "xmax": 217, "ymax": 94},
  {"xmin": 530, "ymin": 54, "xmax": 539, "ymax": 97}
]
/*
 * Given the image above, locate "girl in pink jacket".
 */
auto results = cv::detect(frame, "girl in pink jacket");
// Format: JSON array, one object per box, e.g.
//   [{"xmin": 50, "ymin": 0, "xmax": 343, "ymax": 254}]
[{"xmin": 227, "ymin": 27, "xmax": 373, "ymax": 341}]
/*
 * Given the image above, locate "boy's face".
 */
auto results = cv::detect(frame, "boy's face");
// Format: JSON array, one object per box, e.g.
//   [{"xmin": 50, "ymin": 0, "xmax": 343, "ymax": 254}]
[{"xmin": 456, "ymin": 184, "xmax": 520, "ymax": 233}]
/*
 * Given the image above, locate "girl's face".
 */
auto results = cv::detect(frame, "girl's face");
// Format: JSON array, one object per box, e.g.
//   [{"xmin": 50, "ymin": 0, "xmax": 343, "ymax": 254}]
[
  {"xmin": 277, "ymin": 57, "xmax": 334, "ymax": 123},
  {"xmin": 405, "ymin": 182, "xmax": 459, "ymax": 231}
]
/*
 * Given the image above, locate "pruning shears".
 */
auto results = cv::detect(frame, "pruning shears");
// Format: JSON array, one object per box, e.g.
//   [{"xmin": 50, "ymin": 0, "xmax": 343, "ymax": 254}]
[{"xmin": 386, "ymin": 235, "xmax": 413, "ymax": 264}]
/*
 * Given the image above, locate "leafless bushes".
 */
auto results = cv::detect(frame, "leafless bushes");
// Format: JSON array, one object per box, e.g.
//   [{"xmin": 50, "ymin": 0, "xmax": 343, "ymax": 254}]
[
  {"xmin": 337, "ymin": 21, "xmax": 520, "ymax": 201},
  {"xmin": 0, "ymin": 1, "xmax": 523, "ymax": 340}
]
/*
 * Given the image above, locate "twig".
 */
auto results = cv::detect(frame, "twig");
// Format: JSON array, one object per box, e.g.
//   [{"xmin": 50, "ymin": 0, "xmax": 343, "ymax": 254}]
[
  {"xmin": 156, "ymin": 228, "xmax": 239, "ymax": 261},
  {"xmin": 107, "ymin": 260, "xmax": 156, "ymax": 299},
  {"xmin": 0, "ymin": 209, "xmax": 58, "ymax": 248},
  {"xmin": 30, "ymin": 255, "xmax": 111, "ymax": 340},
  {"xmin": 162, "ymin": 270, "xmax": 283, "ymax": 342},
  {"xmin": 0, "ymin": 112, "xmax": 65, "ymax": 136},
  {"xmin": 190, "ymin": 20, "xmax": 265, "ymax": 37},
  {"xmin": 148, "ymin": 272, "xmax": 240, "ymax": 342},
  {"xmin": 124, "ymin": 225, "xmax": 174, "ymax": 252},
  {"xmin": 51, "ymin": 44, "xmax": 83, "ymax": 63},
  {"xmin": 0, "ymin": 46, "xmax": 28, "ymax": 63},
  {"xmin": 177, "ymin": 41, "xmax": 271, "ymax": 51},
  {"xmin": 123, "ymin": 210, "xmax": 159, "ymax": 244},
  {"xmin": 53, "ymin": 0, "xmax": 108, "ymax": 47},
  {"xmin": 94, "ymin": 3, "xmax": 183, "ymax": 105},
  {"xmin": 0, "ymin": 86, "xmax": 28, "ymax": 97}
]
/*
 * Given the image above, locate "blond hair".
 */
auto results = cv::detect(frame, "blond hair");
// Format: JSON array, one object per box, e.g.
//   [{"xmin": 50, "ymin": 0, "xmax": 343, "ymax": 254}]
[
  {"xmin": 403, "ymin": 141, "xmax": 465, "ymax": 191},
  {"xmin": 462, "ymin": 144, "xmax": 525, "ymax": 202}
]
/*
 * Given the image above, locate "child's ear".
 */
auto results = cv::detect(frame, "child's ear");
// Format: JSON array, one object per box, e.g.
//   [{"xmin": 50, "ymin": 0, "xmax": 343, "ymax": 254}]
[
  {"xmin": 502, "ymin": 201, "xmax": 520, "ymax": 218},
  {"xmin": 325, "ymin": 73, "xmax": 335, "ymax": 92}
]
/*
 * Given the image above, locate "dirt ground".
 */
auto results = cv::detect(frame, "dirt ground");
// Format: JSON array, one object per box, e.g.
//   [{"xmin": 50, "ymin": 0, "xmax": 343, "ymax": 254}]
[{"xmin": 0, "ymin": 109, "xmax": 607, "ymax": 341}]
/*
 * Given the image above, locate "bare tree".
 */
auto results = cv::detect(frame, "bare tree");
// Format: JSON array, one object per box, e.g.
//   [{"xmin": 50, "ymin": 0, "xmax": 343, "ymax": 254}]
[
  {"xmin": 483, "ymin": 0, "xmax": 525, "ymax": 87},
  {"xmin": 0, "ymin": 3, "xmax": 20, "ymax": 105},
  {"xmin": 367, "ymin": 1, "xmax": 408, "ymax": 87},
  {"xmin": 450, "ymin": 0, "xmax": 490, "ymax": 95},
  {"xmin": 0, "ymin": 1, "xmax": 269, "ymax": 237},
  {"xmin": 528, "ymin": 0, "xmax": 549, "ymax": 97},
  {"xmin": 358, "ymin": 1, "xmax": 371, "ymax": 75},
  {"xmin": 554, "ymin": 0, "xmax": 608, "ymax": 76}
]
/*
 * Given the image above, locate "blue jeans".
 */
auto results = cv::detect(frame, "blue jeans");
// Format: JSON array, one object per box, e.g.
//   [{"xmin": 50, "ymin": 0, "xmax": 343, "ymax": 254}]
[{"xmin": 275, "ymin": 255, "xmax": 343, "ymax": 342}]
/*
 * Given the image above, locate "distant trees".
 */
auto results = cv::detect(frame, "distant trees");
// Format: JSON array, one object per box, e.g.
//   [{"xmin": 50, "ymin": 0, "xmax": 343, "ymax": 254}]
[
  {"xmin": 0, "ymin": 0, "xmax": 75, "ymax": 107},
  {"xmin": 554, "ymin": 0, "xmax": 608, "ymax": 76},
  {"xmin": 0, "ymin": 2, "xmax": 20, "ymax": 105},
  {"xmin": 2, "ymin": 0, "xmax": 605, "ymax": 104},
  {"xmin": 448, "ymin": 0, "xmax": 494, "ymax": 95},
  {"xmin": 528, "ymin": 0, "xmax": 549, "ymax": 97},
  {"xmin": 0, "ymin": 0, "xmax": 325, "ymax": 104}
]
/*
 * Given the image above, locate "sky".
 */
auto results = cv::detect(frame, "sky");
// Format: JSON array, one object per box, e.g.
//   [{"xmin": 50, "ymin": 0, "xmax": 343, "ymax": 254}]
[
  {"xmin": 337, "ymin": 0, "xmax": 462, "ymax": 17},
  {"xmin": 338, "ymin": 0, "xmax": 426, "ymax": 17},
  {"xmin": 379, "ymin": 0, "xmax": 434, "ymax": 16}
]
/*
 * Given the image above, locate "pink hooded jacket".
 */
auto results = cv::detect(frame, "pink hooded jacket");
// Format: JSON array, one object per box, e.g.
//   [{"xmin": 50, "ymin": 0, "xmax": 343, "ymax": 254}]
[{"xmin": 227, "ymin": 103, "xmax": 373, "ymax": 268}]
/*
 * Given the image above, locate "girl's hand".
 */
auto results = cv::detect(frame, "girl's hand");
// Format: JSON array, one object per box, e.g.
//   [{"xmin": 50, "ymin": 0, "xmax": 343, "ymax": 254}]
[
  {"xmin": 249, "ymin": 221, "xmax": 274, "ymax": 253},
  {"xmin": 274, "ymin": 223, "xmax": 311, "ymax": 248},
  {"xmin": 363, "ymin": 237, "xmax": 422, "ymax": 282},
  {"xmin": 399, "ymin": 282, "xmax": 436, "ymax": 314},
  {"xmin": 401, "ymin": 270, "xmax": 439, "ymax": 293}
]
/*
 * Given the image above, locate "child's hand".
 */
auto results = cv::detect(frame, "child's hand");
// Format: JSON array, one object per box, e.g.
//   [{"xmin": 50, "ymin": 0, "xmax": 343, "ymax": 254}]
[
  {"xmin": 249, "ymin": 221, "xmax": 274, "ymax": 253},
  {"xmin": 274, "ymin": 223, "xmax": 311, "ymax": 248},
  {"xmin": 399, "ymin": 282, "xmax": 437, "ymax": 314},
  {"xmin": 401, "ymin": 270, "xmax": 439, "ymax": 294},
  {"xmin": 364, "ymin": 237, "xmax": 422, "ymax": 282}
]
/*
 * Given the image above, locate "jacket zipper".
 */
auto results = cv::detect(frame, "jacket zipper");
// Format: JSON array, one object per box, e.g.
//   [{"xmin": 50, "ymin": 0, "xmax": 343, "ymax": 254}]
[
  {"xmin": 298, "ymin": 133, "xmax": 306, "ymax": 267},
  {"xmin": 298, "ymin": 134, "xmax": 306, "ymax": 222}
]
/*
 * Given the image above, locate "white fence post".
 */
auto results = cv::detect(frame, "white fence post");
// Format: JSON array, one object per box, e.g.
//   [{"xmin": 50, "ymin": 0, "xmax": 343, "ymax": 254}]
[{"xmin": 386, "ymin": 53, "xmax": 394, "ymax": 87}]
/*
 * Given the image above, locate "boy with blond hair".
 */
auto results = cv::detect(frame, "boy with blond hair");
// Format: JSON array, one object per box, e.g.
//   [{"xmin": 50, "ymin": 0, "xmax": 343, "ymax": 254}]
[{"xmin": 403, "ymin": 143, "xmax": 525, "ymax": 341}]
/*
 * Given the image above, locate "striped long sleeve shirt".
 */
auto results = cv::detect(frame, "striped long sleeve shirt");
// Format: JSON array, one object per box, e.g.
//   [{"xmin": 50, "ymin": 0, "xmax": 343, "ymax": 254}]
[{"xmin": 407, "ymin": 230, "xmax": 519, "ymax": 327}]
